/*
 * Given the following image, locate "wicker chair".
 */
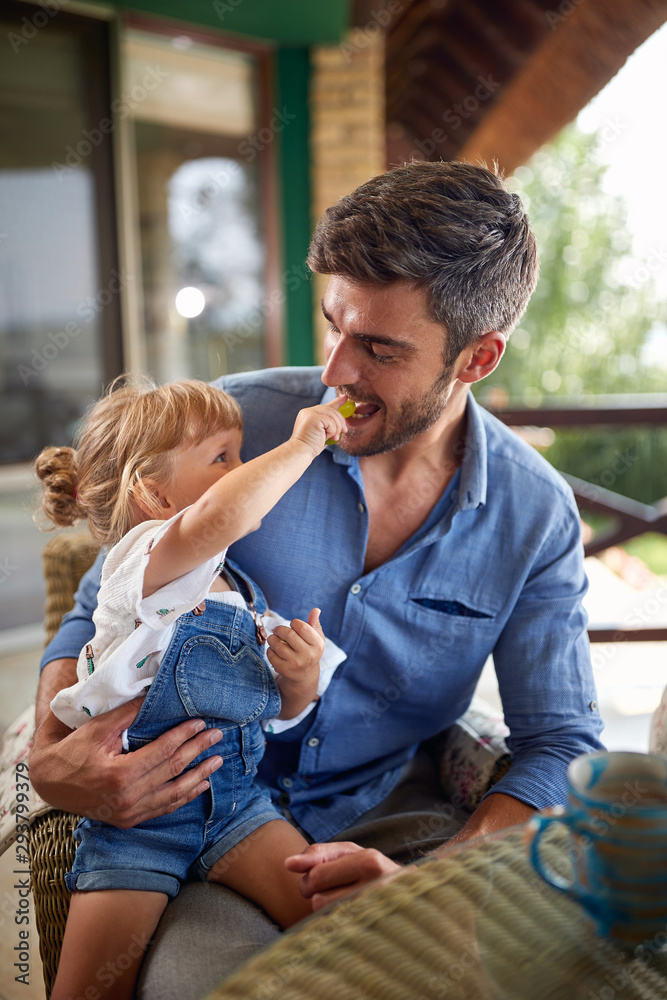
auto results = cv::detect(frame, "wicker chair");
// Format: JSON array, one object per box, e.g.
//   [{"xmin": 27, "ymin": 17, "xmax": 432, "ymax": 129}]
[
  {"xmin": 31, "ymin": 532, "xmax": 100, "ymax": 996},
  {"xmin": 29, "ymin": 532, "xmax": 510, "ymax": 997}
]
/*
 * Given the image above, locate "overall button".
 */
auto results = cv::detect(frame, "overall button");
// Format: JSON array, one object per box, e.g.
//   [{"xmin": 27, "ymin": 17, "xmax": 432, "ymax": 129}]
[
  {"xmin": 358, "ymin": 502, "xmax": 366, "ymax": 514},
  {"xmin": 281, "ymin": 776, "xmax": 293, "ymax": 788},
  {"xmin": 350, "ymin": 583, "xmax": 361, "ymax": 595},
  {"xmin": 278, "ymin": 792, "xmax": 291, "ymax": 806},
  {"xmin": 307, "ymin": 737, "xmax": 320, "ymax": 748}
]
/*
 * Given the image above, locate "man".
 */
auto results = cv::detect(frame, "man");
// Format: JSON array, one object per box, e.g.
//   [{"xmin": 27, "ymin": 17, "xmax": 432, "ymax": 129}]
[{"xmin": 31, "ymin": 161, "xmax": 604, "ymax": 998}]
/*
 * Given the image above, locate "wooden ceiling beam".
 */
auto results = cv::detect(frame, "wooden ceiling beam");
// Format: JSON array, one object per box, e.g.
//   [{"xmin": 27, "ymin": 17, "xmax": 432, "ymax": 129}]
[
  {"xmin": 386, "ymin": 0, "xmax": 451, "ymax": 58},
  {"xmin": 458, "ymin": 0, "xmax": 667, "ymax": 175},
  {"xmin": 444, "ymin": 5, "xmax": 524, "ymax": 77}
]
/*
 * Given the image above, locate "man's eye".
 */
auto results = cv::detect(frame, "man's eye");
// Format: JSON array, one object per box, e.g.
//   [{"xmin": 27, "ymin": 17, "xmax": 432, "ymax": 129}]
[{"xmin": 368, "ymin": 345, "xmax": 394, "ymax": 363}]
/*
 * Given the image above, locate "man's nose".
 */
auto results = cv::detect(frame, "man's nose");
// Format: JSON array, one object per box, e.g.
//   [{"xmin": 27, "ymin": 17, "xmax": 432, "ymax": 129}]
[{"xmin": 321, "ymin": 334, "xmax": 362, "ymax": 387}]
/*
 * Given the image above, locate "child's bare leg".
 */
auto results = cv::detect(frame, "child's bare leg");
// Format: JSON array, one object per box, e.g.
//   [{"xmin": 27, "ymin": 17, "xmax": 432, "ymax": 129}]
[
  {"xmin": 51, "ymin": 889, "xmax": 168, "ymax": 1000},
  {"xmin": 206, "ymin": 821, "xmax": 313, "ymax": 928}
]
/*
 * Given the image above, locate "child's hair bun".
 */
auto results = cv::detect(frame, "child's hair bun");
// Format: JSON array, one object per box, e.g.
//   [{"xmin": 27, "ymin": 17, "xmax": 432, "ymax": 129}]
[{"xmin": 34, "ymin": 446, "xmax": 83, "ymax": 528}]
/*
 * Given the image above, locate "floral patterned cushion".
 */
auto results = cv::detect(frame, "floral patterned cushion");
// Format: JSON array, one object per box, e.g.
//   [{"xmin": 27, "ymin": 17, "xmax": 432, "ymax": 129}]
[
  {"xmin": 434, "ymin": 696, "xmax": 511, "ymax": 812},
  {"xmin": 650, "ymin": 686, "xmax": 667, "ymax": 755},
  {"xmin": 0, "ymin": 705, "xmax": 49, "ymax": 855}
]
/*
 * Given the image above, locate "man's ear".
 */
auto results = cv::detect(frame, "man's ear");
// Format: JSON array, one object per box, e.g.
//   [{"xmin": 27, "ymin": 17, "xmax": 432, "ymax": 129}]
[{"xmin": 456, "ymin": 332, "xmax": 506, "ymax": 385}]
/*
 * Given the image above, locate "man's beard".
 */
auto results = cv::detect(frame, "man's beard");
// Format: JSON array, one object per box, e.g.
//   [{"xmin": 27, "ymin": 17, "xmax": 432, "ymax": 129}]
[{"xmin": 338, "ymin": 364, "xmax": 455, "ymax": 457}]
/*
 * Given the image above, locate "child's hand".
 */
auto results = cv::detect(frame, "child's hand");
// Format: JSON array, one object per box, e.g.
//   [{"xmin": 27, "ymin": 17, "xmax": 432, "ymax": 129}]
[
  {"xmin": 267, "ymin": 608, "xmax": 325, "ymax": 718},
  {"xmin": 291, "ymin": 396, "xmax": 349, "ymax": 456}
]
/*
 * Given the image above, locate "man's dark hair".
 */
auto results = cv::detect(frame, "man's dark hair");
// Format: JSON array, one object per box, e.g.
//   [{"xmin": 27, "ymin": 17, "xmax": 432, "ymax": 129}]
[{"xmin": 307, "ymin": 160, "xmax": 538, "ymax": 363}]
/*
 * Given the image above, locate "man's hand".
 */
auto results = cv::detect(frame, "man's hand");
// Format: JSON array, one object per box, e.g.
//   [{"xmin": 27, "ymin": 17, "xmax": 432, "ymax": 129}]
[
  {"xmin": 285, "ymin": 841, "xmax": 401, "ymax": 911},
  {"xmin": 30, "ymin": 681, "xmax": 223, "ymax": 828}
]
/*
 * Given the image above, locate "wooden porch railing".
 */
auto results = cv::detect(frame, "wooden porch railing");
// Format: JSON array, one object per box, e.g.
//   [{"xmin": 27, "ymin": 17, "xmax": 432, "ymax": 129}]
[{"xmin": 492, "ymin": 397, "xmax": 667, "ymax": 644}]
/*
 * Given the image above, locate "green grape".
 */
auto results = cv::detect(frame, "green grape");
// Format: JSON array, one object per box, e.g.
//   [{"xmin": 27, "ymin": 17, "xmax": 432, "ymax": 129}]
[{"xmin": 326, "ymin": 400, "xmax": 356, "ymax": 445}]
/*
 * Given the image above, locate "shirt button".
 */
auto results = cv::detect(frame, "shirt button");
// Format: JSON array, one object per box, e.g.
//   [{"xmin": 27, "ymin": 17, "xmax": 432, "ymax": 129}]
[
  {"xmin": 350, "ymin": 583, "xmax": 361, "ymax": 595},
  {"xmin": 281, "ymin": 777, "xmax": 293, "ymax": 788},
  {"xmin": 358, "ymin": 502, "xmax": 366, "ymax": 514},
  {"xmin": 589, "ymin": 700, "xmax": 598, "ymax": 711},
  {"xmin": 307, "ymin": 737, "xmax": 320, "ymax": 748}
]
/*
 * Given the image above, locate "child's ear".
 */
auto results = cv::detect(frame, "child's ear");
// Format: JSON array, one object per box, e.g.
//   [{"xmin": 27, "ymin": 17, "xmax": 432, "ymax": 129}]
[{"xmin": 131, "ymin": 478, "xmax": 175, "ymax": 519}]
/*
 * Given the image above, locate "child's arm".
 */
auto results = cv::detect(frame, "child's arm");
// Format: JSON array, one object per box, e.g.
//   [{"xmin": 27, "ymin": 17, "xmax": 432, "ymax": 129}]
[
  {"xmin": 143, "ymin": 397, "xmax": 348, "ymax": 596},
  {"xmin": 267, "ymin": 608, "xmax": 325, "ymax": 719}
]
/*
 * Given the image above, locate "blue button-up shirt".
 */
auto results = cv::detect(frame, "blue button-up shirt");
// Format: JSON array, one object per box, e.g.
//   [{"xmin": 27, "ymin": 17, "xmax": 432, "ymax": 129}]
[{"xmin": 41, "ymin": 367, "xmax": 604, "ymax": 840}]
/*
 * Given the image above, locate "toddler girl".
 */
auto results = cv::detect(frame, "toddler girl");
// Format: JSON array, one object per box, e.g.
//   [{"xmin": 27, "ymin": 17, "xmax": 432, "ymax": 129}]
[{"xmin": 35, "ymin": 377, "xmax": 348, "ymax": 1000}]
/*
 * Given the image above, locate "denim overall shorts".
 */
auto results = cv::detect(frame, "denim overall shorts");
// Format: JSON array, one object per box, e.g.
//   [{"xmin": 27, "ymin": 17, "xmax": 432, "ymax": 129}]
[{"xmin": 66, "ymin": 562, "xmax": 283, "ymax": 898}]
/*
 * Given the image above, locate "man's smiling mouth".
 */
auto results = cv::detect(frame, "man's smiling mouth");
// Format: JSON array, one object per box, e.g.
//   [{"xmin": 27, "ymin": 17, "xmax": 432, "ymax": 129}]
[{"xmin": 339, "ymin": 396, "xmax": 382, "ymax": 420}]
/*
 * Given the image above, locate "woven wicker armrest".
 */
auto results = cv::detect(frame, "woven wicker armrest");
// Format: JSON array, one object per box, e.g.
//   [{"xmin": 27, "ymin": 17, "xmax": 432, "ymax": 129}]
[
  {"xmin": 30, "ymin": 532, "xmax": 100, "ymax": 997},
  {"xmin": 205, "ymin": 827, "xmax": 667, "ymax": 1000}
]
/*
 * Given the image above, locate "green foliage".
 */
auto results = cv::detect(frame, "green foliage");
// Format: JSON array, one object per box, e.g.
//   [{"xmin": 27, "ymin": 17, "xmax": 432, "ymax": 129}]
[
  {"xmin": 622, "ymin": 533, "xmax": 667, "ymax": 576},
  {"xmin": 542, "ymin": 426, "xmax": 667, "ymax": 506},
  {"xmin": 474, "ymin": 123, "xmax": 667, "ymax": 506}
]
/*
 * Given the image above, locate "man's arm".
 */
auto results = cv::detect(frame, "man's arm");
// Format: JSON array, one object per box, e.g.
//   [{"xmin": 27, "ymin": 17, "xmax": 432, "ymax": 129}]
[
  {"xmin": 445, "ymin": 791, "xmax": 535, "ymax": 844},
  {"xmin": 32, "ymin": 556, "xmax": 225, "ymax": 827},
  {"xmin": 32, "ymin": 660, "xmax": 226, "ymax": 826},
  {"xmin": 287, "ymin": 493, "xmax": 598, "ymax": 906},
  {"xmin": 486, "ymin": 494, "xmax": 605, "ymax": 809}
]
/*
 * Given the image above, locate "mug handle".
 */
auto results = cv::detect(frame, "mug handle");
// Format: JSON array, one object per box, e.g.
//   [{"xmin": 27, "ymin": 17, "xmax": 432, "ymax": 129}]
[{"xmin": 526, "ymin": 807, "xmax": 586, "ymax": 899}]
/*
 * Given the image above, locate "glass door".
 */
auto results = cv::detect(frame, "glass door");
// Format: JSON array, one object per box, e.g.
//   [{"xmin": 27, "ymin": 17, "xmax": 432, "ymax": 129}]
[
  {"xmin": 123, "ymin": 26, "xmax": 274, "ymax": 383},
  {"xmin": 0, "ymin": 4, "xmax": 120, "ymax": 631}
]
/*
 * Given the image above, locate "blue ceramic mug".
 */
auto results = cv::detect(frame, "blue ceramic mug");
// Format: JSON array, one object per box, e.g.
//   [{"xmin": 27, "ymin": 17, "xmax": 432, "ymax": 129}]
[{"xmin": 526, "ymin": 751, "xmax": 667, "ymax": 949}]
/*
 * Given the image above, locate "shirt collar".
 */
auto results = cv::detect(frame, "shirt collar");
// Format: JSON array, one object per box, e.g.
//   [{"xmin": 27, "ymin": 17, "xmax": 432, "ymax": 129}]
[
  {"xmin": 457, "ymin": 392, "xmax": 487, "ymax": 510},
  {"xmin": 318, "ymin": 385, "xmax": 488, "ymax": 502}
]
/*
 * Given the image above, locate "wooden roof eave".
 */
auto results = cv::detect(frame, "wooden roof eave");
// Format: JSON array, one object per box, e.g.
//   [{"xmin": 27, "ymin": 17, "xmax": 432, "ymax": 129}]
[{"xmin": 458, "ymin": 0, "xmax": 667, "ymax": 175}]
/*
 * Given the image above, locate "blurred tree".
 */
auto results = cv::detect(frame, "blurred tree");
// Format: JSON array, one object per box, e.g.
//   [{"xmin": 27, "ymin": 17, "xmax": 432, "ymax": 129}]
[{"xmin": 475, "ymin": 123, "xmax": 667, "ymax": 507}]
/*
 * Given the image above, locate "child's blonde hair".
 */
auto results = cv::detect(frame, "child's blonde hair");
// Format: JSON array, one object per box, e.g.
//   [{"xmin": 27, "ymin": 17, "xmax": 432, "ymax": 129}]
[{"xmin": 35, "ymin": 376, "xmax": 243, "ymax": 546}]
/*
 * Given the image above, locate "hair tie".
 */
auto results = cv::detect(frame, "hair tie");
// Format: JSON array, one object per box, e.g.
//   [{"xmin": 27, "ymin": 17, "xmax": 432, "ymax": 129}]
[{"xmin": 73, "ymin": 489, "xmax": 78, "ymax": 501}]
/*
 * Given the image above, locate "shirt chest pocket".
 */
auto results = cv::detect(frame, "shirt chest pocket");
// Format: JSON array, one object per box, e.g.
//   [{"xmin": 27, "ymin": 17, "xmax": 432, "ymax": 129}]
[{"xmin": 406, "ymin": 588, "xmax": 499, "ymax": 633}]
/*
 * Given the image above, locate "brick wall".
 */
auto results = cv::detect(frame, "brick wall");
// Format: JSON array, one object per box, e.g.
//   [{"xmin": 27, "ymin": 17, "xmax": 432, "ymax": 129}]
[{"xmin": 309, "ymin": 28, "xmax": 386, "ymax": 360}]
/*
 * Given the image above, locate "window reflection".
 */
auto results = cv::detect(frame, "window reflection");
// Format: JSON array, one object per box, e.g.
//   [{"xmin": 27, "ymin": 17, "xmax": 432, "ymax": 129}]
[
  {"xmin": 0, "ymin": 27, "xmax": 105, "ymax": 465},
  {"xmin": 126, "ymin": 31, "xmax": 267, "ymax": 382}
]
